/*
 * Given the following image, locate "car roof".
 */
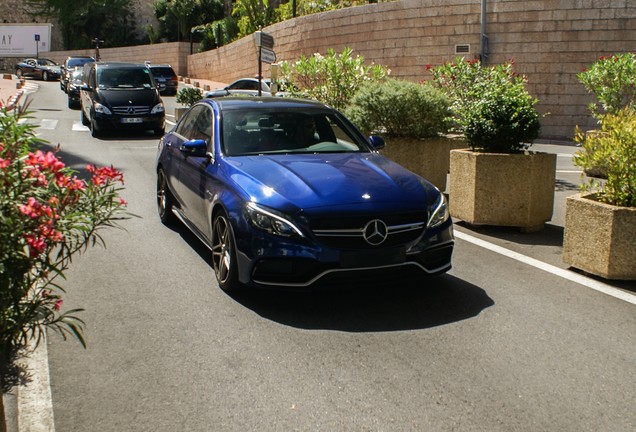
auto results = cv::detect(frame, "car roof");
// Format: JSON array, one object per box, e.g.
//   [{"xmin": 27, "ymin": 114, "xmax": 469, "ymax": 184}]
[
  {"xmin": 92, "ymin": 62, "xmax": 149, "ymax": 69},
  {"xmin": 207, "ymin": 96, "xmax": 330, "ymax": 111}
]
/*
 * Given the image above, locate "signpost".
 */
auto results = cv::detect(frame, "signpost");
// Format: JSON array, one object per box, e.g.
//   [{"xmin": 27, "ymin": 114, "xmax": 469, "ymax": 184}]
[{"xmin": 254, "ymin": 31, "xmax": 275, "ymax": 96}]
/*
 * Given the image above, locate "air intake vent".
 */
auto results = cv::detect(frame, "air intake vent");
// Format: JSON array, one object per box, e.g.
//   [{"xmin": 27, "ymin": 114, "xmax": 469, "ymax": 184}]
[{"xmin": 455, "ymin": 44, "xmax": 470, "ymax": 54}]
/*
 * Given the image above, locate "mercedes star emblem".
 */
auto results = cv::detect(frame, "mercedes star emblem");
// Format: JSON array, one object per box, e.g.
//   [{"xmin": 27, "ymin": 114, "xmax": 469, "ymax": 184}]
[{"xmin": 363, "ymin": 219, "xmax": 388, "ymax": 245}]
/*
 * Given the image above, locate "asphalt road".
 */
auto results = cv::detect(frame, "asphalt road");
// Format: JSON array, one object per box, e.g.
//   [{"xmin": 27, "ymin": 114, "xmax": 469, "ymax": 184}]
[{"xmin": 14, "ymin": 81, "xmax": 636, "ymax": 432}]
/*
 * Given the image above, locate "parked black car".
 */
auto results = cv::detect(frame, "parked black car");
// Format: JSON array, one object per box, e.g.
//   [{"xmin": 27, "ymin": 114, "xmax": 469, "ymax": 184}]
[
  {"xmin": 147, "ymin": 64, "xmax": 178, "ymax": 96},
  {"xmin": 60, "ymin": 56, "xmax": 94, "ymax": 92},
  {"xmin": 15, "ymin": 58, "xmax": 61, "ymax": 81},
  {"xmin": 79, "ymin": 62, "xmax": 165, "ymax": 137}
]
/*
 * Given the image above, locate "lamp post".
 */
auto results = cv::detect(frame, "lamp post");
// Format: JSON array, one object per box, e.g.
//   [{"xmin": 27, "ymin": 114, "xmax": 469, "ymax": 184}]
[{"xmin": 92, "ymin": 38, "xmax": 104, "ymax": 62}]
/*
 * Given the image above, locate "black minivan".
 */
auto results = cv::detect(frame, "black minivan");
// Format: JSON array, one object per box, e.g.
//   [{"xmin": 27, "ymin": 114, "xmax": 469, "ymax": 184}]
[{"xmin": 80, "ymin": 62, "xmax": 165, "ymax": 137}]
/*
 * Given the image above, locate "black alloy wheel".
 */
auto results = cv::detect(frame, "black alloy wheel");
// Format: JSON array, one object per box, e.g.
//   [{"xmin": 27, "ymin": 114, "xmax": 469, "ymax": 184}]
[
  {"xmin": 211, "ymin": 211, "xmax": 239, "ymax": 292},
  {"xmin": 156, "ymin": 169, "xmax": 177, "ymax": 226}
]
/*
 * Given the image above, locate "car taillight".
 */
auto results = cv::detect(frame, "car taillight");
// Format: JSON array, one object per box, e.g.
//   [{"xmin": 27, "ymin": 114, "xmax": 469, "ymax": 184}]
[{"xmin": 170, "ymin": 76, "xmax": 178, "ymax": 82}]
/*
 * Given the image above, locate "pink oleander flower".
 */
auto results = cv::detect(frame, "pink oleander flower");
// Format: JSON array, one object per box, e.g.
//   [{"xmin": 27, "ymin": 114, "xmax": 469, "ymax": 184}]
[{"xmin": 87, "ymin": 164, "xmax": 125, "ymax": 186}]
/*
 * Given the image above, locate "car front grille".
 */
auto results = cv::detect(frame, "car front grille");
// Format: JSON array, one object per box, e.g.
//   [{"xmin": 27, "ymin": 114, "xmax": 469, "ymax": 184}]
[
  {"xmin": 112, "ymin": 106, "xmax": 150, "ymax": 115},
  {"xmin": 309, "ymin": 212, "xmax": 427, "ymax": 249}
]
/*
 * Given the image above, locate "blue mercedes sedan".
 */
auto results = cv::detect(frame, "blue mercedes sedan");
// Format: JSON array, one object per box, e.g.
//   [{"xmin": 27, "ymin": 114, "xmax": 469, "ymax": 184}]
[{"xmin": 156, "ymin": 97, "xmax": 454, "ymax": 291}]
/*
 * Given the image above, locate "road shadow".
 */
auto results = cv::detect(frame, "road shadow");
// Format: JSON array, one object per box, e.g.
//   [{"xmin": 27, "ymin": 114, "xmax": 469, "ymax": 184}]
[
  {"xmin": 168, "ymin": 220, "xmax": 495, "ymax": 332},
  {"xmin": 229, "ymin": 275, "xmax": 494, "ymax": 332},
  {"xmin": 555, "ymin": 178, "xmax": 580, "ymax": 192}
]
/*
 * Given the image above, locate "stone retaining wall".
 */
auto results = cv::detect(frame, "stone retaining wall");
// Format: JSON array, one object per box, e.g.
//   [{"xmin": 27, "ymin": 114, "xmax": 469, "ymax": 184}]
[{"xmin": 188, "ymin": 0, "xmax": 636, "ymax": 139}]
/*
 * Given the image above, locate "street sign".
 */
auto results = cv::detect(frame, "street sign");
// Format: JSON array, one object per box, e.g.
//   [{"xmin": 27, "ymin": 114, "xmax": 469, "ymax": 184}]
[
  {"xmin": 260, "ymin": 48, "xmax": 276, "ymax": 64},
  {"xmin": 254, "ymin": 31, "xmax": 274, "ymax": 49}
]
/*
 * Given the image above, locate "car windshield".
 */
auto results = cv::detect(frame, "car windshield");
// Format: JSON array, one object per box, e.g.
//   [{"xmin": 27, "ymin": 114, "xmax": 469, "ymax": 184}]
[
  {"xmin": 67, "ymin": 58, "xmax": 93, "ymax": 68},
  {"xmin": 97, "ymin": 67, "xmax": 154, "ymax": 90},
  {"xmin": 150, "ymin": 67, "xmax": 175, "ymax": 77},
  {"xmin": 37, "ymin": 59, "xmax": 57, "ymax": 66},
  {"xmin": 222, "ymin": 108, "xmax": 368, "ymax": 156}
]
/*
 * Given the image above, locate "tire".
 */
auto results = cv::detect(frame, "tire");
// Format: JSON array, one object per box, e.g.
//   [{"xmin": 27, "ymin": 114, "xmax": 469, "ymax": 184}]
[
  {"xmin": 15, "ymin": 69, "xmax": 23, "ymax": 78},
  {"xmin": 80, "ymin": 107, "xmax": 89, "ymax": 126},
  {"xmin": 90, "ymin": 116, "xmax": 101, "ymax": 137},
  {"xmin": 157, "ymin": 169, "xmax": 177, "ymax": 226},
  {"xmin": 211, "ymin": 211, "xmax": 240, "ymax": 292}
]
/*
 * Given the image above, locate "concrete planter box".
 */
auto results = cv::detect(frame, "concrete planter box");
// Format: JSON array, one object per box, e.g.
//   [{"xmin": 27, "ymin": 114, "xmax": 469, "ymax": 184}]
[
  {"xmin": 563, "ymin": 193, "xmax": 636, "ymax": 280},
  {"xmin": 449, "ymin": 149, "xmax": 557, "ymax": 231},
  {"xmin": 380, "ymin": 135, "xmax": 465, "ymax": 191},
  {"xmin": 174, "ymin": 107, "xmax": 188, "ymax": 121}
]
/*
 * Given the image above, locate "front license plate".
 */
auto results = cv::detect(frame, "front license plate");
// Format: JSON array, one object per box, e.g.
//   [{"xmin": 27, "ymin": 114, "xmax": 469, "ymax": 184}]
[
  {"xmin": 121, "ymin": 117, "xmax": 143, "ymax": 124},
  {"xmin": 340, "ymin": 247, "xmax": 406, "ymax": 268}
]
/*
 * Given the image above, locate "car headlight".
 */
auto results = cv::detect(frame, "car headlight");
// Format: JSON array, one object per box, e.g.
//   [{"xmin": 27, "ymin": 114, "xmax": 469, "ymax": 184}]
[
  {"xmin": 245, "ymin": 202, "xmax": 304, "ymax": 238},
  {"xmin": 151, "ymin": 103, "xmax": 165, "ymax": 114},
  {"xmin": 427, "ymin": 192, "xmax": 449, "ymax": 228},
  {"xmin": 94, "ymin": 103, "xmax": 112, "ymax": 115}
]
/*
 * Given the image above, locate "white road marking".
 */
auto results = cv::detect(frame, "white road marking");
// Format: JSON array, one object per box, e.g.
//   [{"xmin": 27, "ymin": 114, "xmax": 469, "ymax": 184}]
[
  {"xmin": 455, "ymin": 230, "xmax": 636, "ymax": 306},
  {"xmin": 72, "ymin": 122, "xmax": 89, "ymax": 131},
  {"xmin": 38, "ymin": 119, "xmax": 58, "ymax": 130}
]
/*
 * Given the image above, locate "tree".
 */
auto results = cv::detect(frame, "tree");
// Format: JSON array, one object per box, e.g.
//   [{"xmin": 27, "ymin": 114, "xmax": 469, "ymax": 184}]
[
  {"xmin": 153, "ymin": 0, "xmax": 224, "ymax": 42},
  {"xmin": 26, "ymin": 0, "xmax": 139, "ymax": 50},
  {"xmin": 232, "ymin": 0, "xmax": 277, "ymax": 38}
]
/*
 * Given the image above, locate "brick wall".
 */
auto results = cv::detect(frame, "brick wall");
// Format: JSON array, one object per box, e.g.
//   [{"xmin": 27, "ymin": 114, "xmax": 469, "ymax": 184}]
[
  {"xmin": 44, "ymin": 42, "xmax": 192, "ymax": 77},
  {"xmin": 188, "ymin": 0, "xmax": 636, "ymax": 140}
]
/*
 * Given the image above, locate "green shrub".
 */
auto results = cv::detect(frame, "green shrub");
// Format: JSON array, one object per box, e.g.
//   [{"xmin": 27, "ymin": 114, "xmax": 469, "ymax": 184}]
[
  {"xmin": 345, "ymin": 79, "xmax": 451, "ymax": 138},
  {"xmin": 428, "ymin": 58, "xmax": 540, "ymax": 152},
  {"xmin": 577, "ymin": 52, "xmax": 636, "ymax": 118},
  {"xmin": 278, "ymin": 47, "xmax": 389, "ymax": 111},
  {"xmin": 574, "ymin": 108, "xmax": 636, "ymax": 207},
  {"xmin": 176, "ymin": 87, "xmax": 203, "ymax": 107}
]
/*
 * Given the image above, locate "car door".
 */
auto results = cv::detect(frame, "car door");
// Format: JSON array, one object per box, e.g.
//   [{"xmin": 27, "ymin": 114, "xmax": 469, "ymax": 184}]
[
  {"xmin": 25, "ymin": 59, "xmax": 36, "ymax": 75},
  {"xmin": 172, "ymin": 104, "xmax": 216, "ymax": 236}
]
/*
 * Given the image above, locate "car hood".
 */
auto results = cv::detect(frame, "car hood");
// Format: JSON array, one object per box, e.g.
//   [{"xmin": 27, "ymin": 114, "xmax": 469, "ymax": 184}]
[
  {"xmin": 96, "ymin": 88, "xmax": 159, "ymax": 106},
  {"xmin": 223, "ymin": 153, "xmax": 433, "ymax": 213}
]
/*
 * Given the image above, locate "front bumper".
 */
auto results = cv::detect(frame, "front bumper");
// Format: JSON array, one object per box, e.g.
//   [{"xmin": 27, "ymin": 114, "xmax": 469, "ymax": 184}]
[
  {"xmin": 93, "ymin": 112, "xmax": 165, "ymax": 131},
  {"xmin": 235, "ymin": 221, "xmax": 454, "ymax": 288}
]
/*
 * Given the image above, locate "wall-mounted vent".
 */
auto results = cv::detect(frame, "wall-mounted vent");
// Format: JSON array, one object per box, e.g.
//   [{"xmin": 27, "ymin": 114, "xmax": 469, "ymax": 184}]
[{"xmin": 455, "ymin": 44, "xmax": 470, "ymax": 54}]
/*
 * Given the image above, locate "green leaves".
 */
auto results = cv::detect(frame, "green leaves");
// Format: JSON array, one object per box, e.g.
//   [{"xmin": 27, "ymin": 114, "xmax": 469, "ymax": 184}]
[
  {"xmin": 574, "ymin": 109, "xmax": 636, "ymax": 207},
  {"xmin": 278, "ymin": 47, "xmax": 390, "ymax": 111},
  {"xmin": 345, "ymin": 78, "xmax": 451, "ymax": 138},
  {"xmin": 176, "ymin": 87, "xmax": 203, "ymax": 107},
  {"xmin": 577, "ymin": 53, "xmax": 636, "ymax": 118},
  {"xmin": 428, "ymin": 58, "xmax": 540, "ymax": 152}
]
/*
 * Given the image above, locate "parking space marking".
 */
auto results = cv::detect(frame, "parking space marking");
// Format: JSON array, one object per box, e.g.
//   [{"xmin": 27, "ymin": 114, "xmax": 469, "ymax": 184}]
[
  {"xmin": 72, "ymin": 122, "xmax": 89, "ymax": 131},
  {"xmin": 455, "ymin": 230, "xmax": 636, "ymax": 306}
]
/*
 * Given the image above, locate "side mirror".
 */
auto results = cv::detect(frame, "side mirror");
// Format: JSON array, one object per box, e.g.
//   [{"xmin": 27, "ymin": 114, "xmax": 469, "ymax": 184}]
[
  {"xmin": 368, "ymin": 135, "xmax": 385, "ymax": 150},
  {"xmin": 180, "ymin": 139, "xmax": 208, "ymax": 157}
]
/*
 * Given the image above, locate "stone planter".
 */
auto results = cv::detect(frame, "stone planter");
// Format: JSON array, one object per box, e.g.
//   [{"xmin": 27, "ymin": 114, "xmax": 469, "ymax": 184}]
[
  {"xmin": 563, "ymin": 193, "xmax": 636, "ymax": 280},
  {"xmin": 380, "ymin": 135, "xmax": 464, "ymax": 191},
  {"xmin": 174, "ymin": 107, "xmax": 188, "ymax": 121},
  {"xmin": 449, "ymin": 149, "xmax": 557, "ymax": 232}
]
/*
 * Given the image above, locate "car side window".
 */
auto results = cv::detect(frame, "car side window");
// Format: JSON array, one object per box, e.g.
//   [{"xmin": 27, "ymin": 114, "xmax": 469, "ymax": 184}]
[
  {"xmin": 232, "ymin": 80, "xmax": 257, "ymax": 91},
  {"xmin": 175, "ymin": 105, "xmax": 213, "ymax": 147}
]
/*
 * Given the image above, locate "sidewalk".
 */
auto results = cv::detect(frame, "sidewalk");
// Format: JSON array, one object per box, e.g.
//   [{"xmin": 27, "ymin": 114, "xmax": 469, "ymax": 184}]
[{"xmin": 0, "ymin": 74, "xmax": 26, "ymax": 111}]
